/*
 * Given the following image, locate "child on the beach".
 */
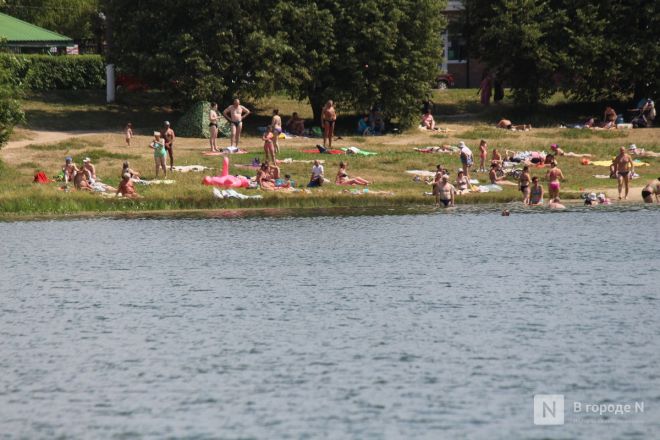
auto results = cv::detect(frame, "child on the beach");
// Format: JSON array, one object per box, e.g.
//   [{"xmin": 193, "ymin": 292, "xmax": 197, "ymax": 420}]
[
  {"xmin": 125, "ymin": 123, "xmax": 133, "ymax": 147},
  {"xmin": 263, "ymin": 125, "xmax": 276, "ymax": 163},
  {"xmin": 479, "ymin": 139, "xmax": 488, "ymax": 172}
]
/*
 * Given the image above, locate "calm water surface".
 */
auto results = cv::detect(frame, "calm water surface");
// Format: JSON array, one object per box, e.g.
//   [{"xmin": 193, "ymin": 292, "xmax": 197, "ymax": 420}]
[{"xmin": 1, "ymin": 208, "xmax": 659, "ymax": 439}]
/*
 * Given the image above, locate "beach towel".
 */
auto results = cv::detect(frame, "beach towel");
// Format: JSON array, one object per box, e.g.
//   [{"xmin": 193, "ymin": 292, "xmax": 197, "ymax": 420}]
[
  {"xmin": 341, "ymin": 147, "xmax": 378, "ymax": 156},
  {"xmin": 478, "ymin": 184, "xmax": 503, "ymax": 192},
  {"xmin": 172, "ymin": 165, "xmax": 213, "ymax": 172},
  {"xmin": 302, "ymin": 149, "xmax": 343, "ymax": 155},
  {"xmin": 213, "ymin": 188, "xmax": 263, "ymax": 200},
  {"xmin": 134, "ymin": 179, "xmax": 176, "ymax": 185},
  {"xmin": 406, "ymin": 170, "xmax": 436, "ymax": 177}
]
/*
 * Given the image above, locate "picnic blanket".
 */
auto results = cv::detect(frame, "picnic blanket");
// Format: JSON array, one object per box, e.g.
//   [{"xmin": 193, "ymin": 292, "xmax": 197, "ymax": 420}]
[
  {"xmin": 134, "ymin": 179, "xmax": 175, "ymax": 185},
  {"xmin": 478, "ymin": 184, "xmax": 503, "ymax": 192},
  {"xmin": 202, "ymin": 148, "xmax": 248, "ymax": 156},
  {"xmin": 406, "ymin": 170, "xmax": 436, "ymax": 177},
  {"xmin": 414, "ymin": 146, "xmax": 459, "ymax": 154}
]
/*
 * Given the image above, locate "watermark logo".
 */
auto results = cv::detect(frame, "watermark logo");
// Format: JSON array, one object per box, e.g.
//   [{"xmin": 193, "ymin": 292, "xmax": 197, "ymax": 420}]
[{"xmin": 534, "ymin": 394, "xmax": 565, "ymax": 425}]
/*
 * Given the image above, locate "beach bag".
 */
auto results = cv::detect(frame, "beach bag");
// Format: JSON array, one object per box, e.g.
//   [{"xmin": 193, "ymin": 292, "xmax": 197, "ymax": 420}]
[{"xmin": 33, "ymin": 171, "xmax": 50, "ymax": 184}]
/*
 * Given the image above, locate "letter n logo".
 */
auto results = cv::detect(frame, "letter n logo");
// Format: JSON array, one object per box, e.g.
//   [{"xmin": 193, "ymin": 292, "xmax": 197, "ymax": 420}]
[{"xmin": 534, "ymin": 394, "xmax": 565, "ymax": 425}]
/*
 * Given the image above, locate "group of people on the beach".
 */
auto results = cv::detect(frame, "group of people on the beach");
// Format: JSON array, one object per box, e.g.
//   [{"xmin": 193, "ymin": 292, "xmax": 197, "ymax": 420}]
[{"xmin": 95, "ymin": 96, "xmax": 660, "ymax": 206}]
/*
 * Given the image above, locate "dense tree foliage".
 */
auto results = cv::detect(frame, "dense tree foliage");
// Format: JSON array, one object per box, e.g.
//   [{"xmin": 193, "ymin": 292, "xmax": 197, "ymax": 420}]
[
  {"xmin": 0, "ymin": 60, "xmax": 25, "ymax": 148},
  {"xmin": 106, "ymin": 0, "xmax": 446, "ymax": 125},
  {"xmin": 465, "ymin": 0, "xmax": 660, "ymax": 104},
  {"xmin": 0, "ymin": 0, "xmax": 99, "ymax": 41}
]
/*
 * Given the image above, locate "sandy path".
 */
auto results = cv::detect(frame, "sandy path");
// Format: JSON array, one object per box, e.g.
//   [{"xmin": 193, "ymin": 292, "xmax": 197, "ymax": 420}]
[{"xmin": 2, "ymin": 130, "xmax": 108, "ymax": 164}]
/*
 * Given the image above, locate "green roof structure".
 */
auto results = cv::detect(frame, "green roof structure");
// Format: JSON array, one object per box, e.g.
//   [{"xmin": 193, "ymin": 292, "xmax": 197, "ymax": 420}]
[{"xmin": 0, "ymin": 12, "xmax": 73, "ymax": 47}]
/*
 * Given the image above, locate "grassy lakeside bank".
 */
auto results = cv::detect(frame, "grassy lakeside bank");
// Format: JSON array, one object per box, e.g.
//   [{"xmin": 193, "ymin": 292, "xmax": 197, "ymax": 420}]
[{"xmin": 1, "ymin": 91, "xmax": 659, "ymax": 217}]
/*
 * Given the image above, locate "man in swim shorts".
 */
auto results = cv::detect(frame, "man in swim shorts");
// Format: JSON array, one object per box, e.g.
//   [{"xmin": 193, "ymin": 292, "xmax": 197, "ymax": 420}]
[
  {"xmin": 223, "ymin": 98, "xmax": 251, "ymax": 148},
  {"xmin": 435, "ymin": 174, "xmax": 456, "ymax": 208},
  {"xmin": 322, "ymin": 100, "xmax": 337, "ymax": 149},
  {"xmin": 641, "ymin": 177, "xmax": 660, "ymax": 203},
  {"xmin": 161, "ymin": 121, "xmax": 176, "ymax": 171},
  {"xmin": 613, "ymin": 146, "xmax": 634, "ymax": 200},
  {"xmin": 545, "ymin": 161, "xmax": 564, "ymax": 200}
]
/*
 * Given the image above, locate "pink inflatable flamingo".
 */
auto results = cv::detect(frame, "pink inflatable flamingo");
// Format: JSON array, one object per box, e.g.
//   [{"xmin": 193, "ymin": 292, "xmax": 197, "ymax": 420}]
[{"xmin": 202, "ymin": 156, "xmax": 250, "ymax": 188}]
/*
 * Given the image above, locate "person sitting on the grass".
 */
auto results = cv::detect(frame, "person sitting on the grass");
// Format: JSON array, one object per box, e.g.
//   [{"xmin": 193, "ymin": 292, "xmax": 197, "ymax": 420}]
[
  {"xmin": 264, "ymin": 160, "xmax": 280, "ymax": 180},
  {"xmin": 278, "ymin": 174, "xmax": 294, "ymax": 189},
  {"xmin": 491, "ymin": 149, "xmax": 503, "ymax": 167},
  {"xmin": 116, "ymin": 173, "xmax": 140, "ymax": 198},
  {"xmin": 550, "ymin": 144, "xmax": 564, "ymax": 156},
  {"xmin": 256, "ymin": 163, "xmax": 276, "ymax": 190},
  {"xmin": 73, "ymin": 166, "xmax": 92, "ymax": 191},
  {"xmin": 421, "ymin": 109, "xmax": 436, "ymax": 130},
  {"xmin": 308, "ymin": 160, "xmax": 324, "ymax": 187},
  {"xmin": 369, "ymin": 105, "xmax": 385, "ymax": 134},
  {"xmin": 357, "ymin": 114, "xmax": 371, "ymax": 135},
  {"xmin": 82, "ymin": 157, "xmax": 97, "ymax": 183},
  {"xmin": 335, "ymin": 161, "xmax": 370, "ymax": 186},
  {"xmin": 489, "ymin": 163, "xmax": 507, "ymax": 184},
  {"xmin": 63, "ymin": 156, "xmax": 79, "ymax": 184},
  {"xmin": 285, "ymin": 112, "xmax": 305, "ymax": 135},
  {"xmin": 122, "ymin": 161, "xmax": 141, "ymax": 180},
  {"xmin": 455, "ymin": 170, "xmax": 470, "ymax": 194},
  {"xmin": 602, "ymin": 106, "xmax": 617, "ymax": 129},
  {"xmin": 496, "ymin": 118, "xmax": 531, "ymax": 130}
]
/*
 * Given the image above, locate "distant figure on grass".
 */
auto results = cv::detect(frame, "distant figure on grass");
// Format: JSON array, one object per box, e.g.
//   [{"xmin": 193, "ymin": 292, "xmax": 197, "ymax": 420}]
[
  {"xmin": 256, "ymin": 163, "xmax": 276, "ymax": 190},
  {"xmin": 307, "ymin": 160, "xmax": 324, "ymax": 187},
  {"xmin": 478, "ymin": 139, "xmax": 488, "ymax": 172},
  {"xmin": 641, "ymin": 178, "xmax": 660, "ymax": 203},
  {"xmin": 496, "ymin": 118, "xmax": 531, "ymax": 131},
  {"xmin": 369, "ymin": 105, "xmax": 385, "ymax": 134},
  {"xmin": 421, "ymin": 109, "xmax": 436, "ymax": 130},
  {"xmin": 149, "ymin": 131, "xmax": 167, "ymax": 177},
  {"xmin": 459, "ymin": 141, "xmax": 473, "ymax": 177},
  {"xmin": 209, "ymin": 102, "xmax": 219, "ymax": 152},
  {"xmin": 262, "ymin": 125, "xmax": 276, "ymax": 164},
  {"xmin": 161, "ymin": 121, "xmax": 176, "ymax": 171},
  {"xmin": 455, "ymin": 170, "xmax": 470, "ymax": 194},
  {"xmin": 125, "ymin": 122, "xmax": 133, "ymax": 147},
  {"xmin": 435, "ymin": 174, "xmax": 456, "ymax": 207},
  {"xmin": 286, "ymin": 112, "xmax": 305, "ymax": 135},
  {"xmin": 122, "ymin": 161, "xmax": 141, "ymax": 180},
  {"xmin": 519, "ymin": 165, "xmax": 531, "ymax": 204},
  {"xmin": 602, "ymin": 106, "xmax": 617, "ymax": 129},
  {"xmin": 478, "ymin": 71, "xmax": 492, "ymax": 105},
  {"xmin": 613, "ymin": 146, "xmax": 634, "ymax": 200},
  {"xmin": 529, "ymin": 176, "xmax": 544, "ymax": 205},
  {"xmin": 493, "ymin": 74, "xmax": 504, "ymax": 103},
  {"xmin": 545, "ymin": 161, "xmax": 565, "ymax": 200},
  {"xmin": 223, "ymin": 98, "xmax": 251, "ymax": 148},
  {"xmin": 82, "ymin": 158, "xmax": 97, "ymax": 183},
  {"xmin": 73, "ymin": 165, "xmax": 92, "ymax": 191},
  {"xmin": 335, "ymin": 161, "xmax": 370, "ymax": 186},
  {"xmin": 62, "ymin": 156, "xmax": 79, "ymax": 185},
  {"xmin": 489, "ymin": 163, "xmax": 514, "ymax": 185},
  {"xmin": 271, "ymin": 109, "xmax": 282, "ymax": 154},
  {"xmin": 322, "ymin": 100, "xmax": 337, "ymax": 150},
  {"xmin": 116, "ymin": 173, "xmax": 140, "ymax": 198}
]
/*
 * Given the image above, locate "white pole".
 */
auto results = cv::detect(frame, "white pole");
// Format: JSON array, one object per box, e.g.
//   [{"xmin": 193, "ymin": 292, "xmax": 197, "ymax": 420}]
[{"xmin": 106, "ymin": 63, "xmax": 115, "ymax": 103}]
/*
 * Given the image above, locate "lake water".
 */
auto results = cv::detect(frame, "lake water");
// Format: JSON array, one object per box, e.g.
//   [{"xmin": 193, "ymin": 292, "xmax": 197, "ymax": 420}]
[{"xmin": 1, "ymin": 207, "xmax": 659, "ymax": 439}]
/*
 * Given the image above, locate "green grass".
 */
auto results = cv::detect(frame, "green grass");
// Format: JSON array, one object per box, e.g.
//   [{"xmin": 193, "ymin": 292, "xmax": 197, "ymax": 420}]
[{"xmin": 26, "ymin": 139, "xmax": 103, "ymax": 151}]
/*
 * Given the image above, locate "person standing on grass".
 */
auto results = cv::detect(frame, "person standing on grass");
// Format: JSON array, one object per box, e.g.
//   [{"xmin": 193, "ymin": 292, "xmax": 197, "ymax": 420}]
[
  {"xmin": 545, "ymin": 161, "xmax": 564, "ymax": 200},
  {"xmin": 459, "ymin": 141, "xmax": 473, "ymax": 178},
  {"xmin": 125, "ymin": 122, "xmax": 133, "ymax": 147},
  {"xmin": 519, "ymin": 165, "xmax": 531, "ymax": 205},
  {"xmin": 150, "ymin": 131, "xmax": 167, "ymax": 177},
  {"xmin": 223, "ymin": 98, "xmax": 251, "ymax": 148},
  {"xmin": 478, "ymin": 71, "xmax": 492, "ymax": 106},
  {"xmin": 271, "ymin": 109, "xmax": 282, "ymax": 154},
  {"xmin": 478, "ymin": 139, "xmax": 488, "ymax": 172},
  {"xmin": 613, "ymin": 146, "xmax": 634, "ymax": 200},
  {"xmin": 209, "ymin": 102, "xmax": 219, "ymax": 152},
  {"xmin": 262, "ymin": 125, "xmax": 276, "ymax": 164},
  {"xmin": 322, "ymin": 100, "xmax": 337, "ymax": 150},
  {"xmin": 161, "ymin": 121, "xmax": 176, "ymax": 171}
]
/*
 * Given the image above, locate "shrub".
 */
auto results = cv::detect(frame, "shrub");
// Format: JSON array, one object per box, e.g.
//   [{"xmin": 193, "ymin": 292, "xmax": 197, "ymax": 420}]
[{"xmin": 0, "ymin": 54, "xmax": 105, "ymax": 90}]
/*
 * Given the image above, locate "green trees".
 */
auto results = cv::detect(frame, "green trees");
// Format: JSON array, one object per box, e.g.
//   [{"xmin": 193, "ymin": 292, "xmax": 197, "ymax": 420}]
[
  {"xmin": 106, "ymin": 0, "xmax": 446, "ymax": 125},
  {"xmin": 0, "ymin": 61, "xmax": 25, "ymax": 148},
  {"xmin": 465, "ymin": 0, "xmax": 660, "ymax": 104},
  {"xmin": 0, "ymin": 0, "xmax": 99, "ymax": 40}
]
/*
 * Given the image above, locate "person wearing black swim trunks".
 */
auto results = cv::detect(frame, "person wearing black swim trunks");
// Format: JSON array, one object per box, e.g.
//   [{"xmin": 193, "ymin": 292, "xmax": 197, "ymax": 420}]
[
  {"xmin": 641, "ymin": 178, "xmax": 660, "ymax": 203},
  {"xmin": 519, "ymin": 165, "xmax": 531, "ymax": 204},
  {"xmin": 435, "ymin": 174, "xmax": 456, "ymax": 208},
  {"xmin": 613, "ymin": 146, "xmax": 634, "ymax": 200},
  {"xmin": 209, "ymin": 102, "xmax": 219, "ymax": 152},
  {"xmin": 223, "ymin": 98, "xmax": 251, "ymax": 148},
  {"xmin": 322, "ymin": 100, "xmax": 337, "ymax": 150}
]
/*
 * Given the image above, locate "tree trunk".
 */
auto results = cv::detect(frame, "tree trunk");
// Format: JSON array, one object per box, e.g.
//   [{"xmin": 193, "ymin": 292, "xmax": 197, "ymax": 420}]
[{"xmin": 309, "ymin": 93, "xmax": 324, "ymax": 126}]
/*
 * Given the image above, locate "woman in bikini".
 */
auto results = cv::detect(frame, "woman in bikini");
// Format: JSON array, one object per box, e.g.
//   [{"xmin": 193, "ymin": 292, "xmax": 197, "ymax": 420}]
[
  {"xmin": 262, "ymin": 125, "xmax": 276, "ymax": 164},
  {"xmin": 322, "ymin": 100, "xmax": 337, "ymax": 150},
  {"xmin": 613, "ymin": 146, "xmax": 634, "ymax": 200},
  {"xmin": 335, "ymin": 161, "xmax": 369, "ymax": 186},
  {"xmin": 545, "ymin": 161, "xmax": 565, "ymax": 200},
  {"xmin": 529, "ymin": 176, "xmax": 544, "ymax": 205},
  {"xmin": 455, "ymin": 170, "xmax": 470, "ymax": 194},
  {"xmin": 256, "ymin": 163, "xmax": 276, "ymax": 190},
  {"xmin": 271, "ymin": 109, "xmax": 282, "ymax": 154},
  {"xmin": 519, "ymin": 165, "xmax": 531, "ymax": 204}
]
